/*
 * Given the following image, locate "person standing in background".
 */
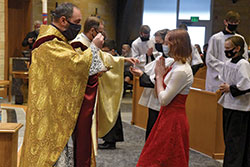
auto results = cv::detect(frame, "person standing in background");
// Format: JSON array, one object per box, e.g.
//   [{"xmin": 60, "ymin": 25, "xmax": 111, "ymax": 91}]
[
  {"xmin": 205, "ymin": 10, "xmax": 248, "ymax": 92},
  {"xmin": 22, "ymin": 20, "xmax": 42, "ymax": 50},
  {"xmin": 131, "ymin": 25, "xmax": 155, "ymax": 71},
  {"xmin": 122, "ymin": 44, "xmax": 134, "ymax": 95}
]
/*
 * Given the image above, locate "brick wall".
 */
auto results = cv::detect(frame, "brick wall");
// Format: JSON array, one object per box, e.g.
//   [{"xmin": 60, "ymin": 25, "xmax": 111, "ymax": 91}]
[
  {"xmin": 32, "ymin": 0, "xmax": 117, "ymax": 40},
  {"xmin": 0, "ymin": 0, "xmax": 4, "ymax": 80},
  {"xmin": 212, "ymin": 0, "xmax": 250, "ymax": 45}
]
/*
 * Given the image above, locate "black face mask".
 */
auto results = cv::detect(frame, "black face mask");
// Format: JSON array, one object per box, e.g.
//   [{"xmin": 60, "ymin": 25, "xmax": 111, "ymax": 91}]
[
  {"xmin": 155, "ymin": 43, "xmax": 163, "ymax": 52},
  {"xmin": 227, "ymin": 24, "xmax": 238, "ymax": 32},
  {"xmin": 62, "ymin": 20, "xmax": 82, "ymax": 41},
  {"xmin": 224, "ymin": 47, "xmax": 237, "ymax": 58},
  {"xmin": 140, "ymin": 36, "xmax": 150, "ymax": 41}
]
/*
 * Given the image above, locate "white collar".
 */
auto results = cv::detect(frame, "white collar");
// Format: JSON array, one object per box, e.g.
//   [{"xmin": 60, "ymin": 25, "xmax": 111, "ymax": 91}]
[{"xmin": 81, "ymin": 33, "xmax": 91, "ymax": 42}]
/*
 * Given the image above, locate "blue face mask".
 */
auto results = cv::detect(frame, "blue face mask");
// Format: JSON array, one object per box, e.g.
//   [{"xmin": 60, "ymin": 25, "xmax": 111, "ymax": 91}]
[
  {"xmin": 162, "ymin": 45, "xmax": 169, "ymax": 56},
  {"xmin": 62, "ymin": 20, "xmax": 82, "ymax": 41}
]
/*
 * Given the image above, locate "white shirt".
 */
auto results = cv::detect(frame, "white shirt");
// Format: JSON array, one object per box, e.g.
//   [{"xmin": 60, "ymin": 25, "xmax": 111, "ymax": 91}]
[
  {"xmin": 138, "ymin": 57, "xmax": 175, "ymax": 111},
  {"xmin": 191, "ymin": 45, "xmax": 203, "ymax": 66},
  {"xmin": 131, "ymin": 37, "xmax": 155, "ymax": 71},
  {"xmin": 158, "ymin": 61, "xmax": 193, "ymax": 106},
  {"xmin": 205, "ymin": 31, "xmax": 248, "ymax": 92},
  {"xmin": 218, "ymin": 58, "xmax": 250, "ymax": 111}
]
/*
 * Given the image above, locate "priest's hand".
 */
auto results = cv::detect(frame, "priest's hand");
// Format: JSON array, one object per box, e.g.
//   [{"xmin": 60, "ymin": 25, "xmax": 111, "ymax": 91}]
[
  {"xmin": 124, "ymin": 57, "xmax": 139, "ymax": 65},
  {"xmin": 219, "ymin": 83, "xmax": 230, "ymax": 93},
  {"xmin": 129, "ymin": 66, "xmax": 143, "ymax": 77},
  {"xmin": 93, "ymin": 33, "xmax": 104, "ymax": 49}
]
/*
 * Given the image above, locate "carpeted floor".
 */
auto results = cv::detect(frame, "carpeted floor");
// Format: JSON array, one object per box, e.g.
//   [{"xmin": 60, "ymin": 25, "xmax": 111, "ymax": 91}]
[
  {"xmin": 1, "ymin": 95, "xmax": 223, "ymax": 167},
  {"xmin": 96, "ymin": 98, "xmax": 223, "ymax": 167},
  {"xmin": 96, "ymin": 122, "xmax": 222, "ymax": 167}
]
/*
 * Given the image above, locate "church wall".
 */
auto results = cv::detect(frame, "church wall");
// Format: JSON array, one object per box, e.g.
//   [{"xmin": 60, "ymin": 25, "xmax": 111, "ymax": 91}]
[
  {"xmin": 32, "ymin": 0, "xmax": 117, "ymax": 40},
  {"xmin": 0, "ymin": 0, "xmax": 4, "ymax": 80},
  {"xmin": 212, "ymin": 0, "xmax": 250, "ymax": 46}
]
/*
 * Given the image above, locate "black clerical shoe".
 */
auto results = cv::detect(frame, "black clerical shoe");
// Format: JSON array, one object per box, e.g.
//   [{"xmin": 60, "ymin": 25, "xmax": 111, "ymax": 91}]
[{"xmin": 98, "ymin": 142, "xmax": 116, "ymax": 149}]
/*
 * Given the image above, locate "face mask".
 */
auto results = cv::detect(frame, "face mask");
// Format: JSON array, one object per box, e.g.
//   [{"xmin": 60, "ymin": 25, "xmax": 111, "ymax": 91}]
[
  {"xmin": 155, "ymin": 43, "xmax": 163, "ymax": 52},
  {"xmin": 162, "ymin": 45, "xmax": 169, "ymax": 56},
  {"xmin": 227, "ymin": 24, "xmax": 238, "ymax": 32},
  {"xmin": 140, "ymin": 36, "xmax": 149, "ymax": 41},
  {"xmin": 224, "ymin": 47, "xmax": 237, "ymax": 58},
  {"xmin": 62, "ymin": 20, "xmax": 82, "ymax": 41}
]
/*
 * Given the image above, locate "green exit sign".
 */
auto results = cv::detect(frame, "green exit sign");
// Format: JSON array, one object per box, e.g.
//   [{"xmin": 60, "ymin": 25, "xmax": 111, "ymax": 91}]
[{"xmin": 191, "ymin": 16, "xmax": 199, "ymax": 22}]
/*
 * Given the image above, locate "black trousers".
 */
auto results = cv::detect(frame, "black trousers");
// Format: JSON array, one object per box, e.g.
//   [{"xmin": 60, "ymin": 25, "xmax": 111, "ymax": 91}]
[
  {"xmin": 223, "ymin": 108, "xmax": 250, "ymax": 167},
  {"xmin": 145, "ymin": 108, "xmax": 159, "ymax": 141},
  {"xmin": 102, "ymin": 111, "xmax": 124, "ymax": 143}
]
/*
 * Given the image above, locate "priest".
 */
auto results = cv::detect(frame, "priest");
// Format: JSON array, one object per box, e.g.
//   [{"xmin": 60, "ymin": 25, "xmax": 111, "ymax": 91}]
[{"xmin": 20, "ymin": 3, "xmax": 110, "ymax": 167}]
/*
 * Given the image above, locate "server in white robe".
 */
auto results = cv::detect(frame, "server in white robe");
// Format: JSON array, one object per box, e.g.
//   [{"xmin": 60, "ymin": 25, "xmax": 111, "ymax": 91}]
[
  {"xmin": 191, "ymin": 45, "xmax": 204, "ymax": 74},
  {"xmin": 218, "ymin": 36, "xmax": 250, "ymax": 167},
  {"xmin": 205, "ymin": 11, "xmax": 248, "ymax": 92},
  {"xmin": 131, "ymin": 25, "xmax": 156, "ymax": 71}
]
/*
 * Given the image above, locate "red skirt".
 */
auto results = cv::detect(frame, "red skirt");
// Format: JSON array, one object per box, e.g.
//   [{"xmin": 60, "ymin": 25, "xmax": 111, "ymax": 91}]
[{"xmin": 137, "ymin": 94, "xmax": 189, "ymax": 167}]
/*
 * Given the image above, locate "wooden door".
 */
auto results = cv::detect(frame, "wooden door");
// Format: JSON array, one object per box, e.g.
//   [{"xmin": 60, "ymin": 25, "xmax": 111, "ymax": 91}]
[{"xmin": 1, "ymin": 0, "xmax": 32, "ymax": 97}]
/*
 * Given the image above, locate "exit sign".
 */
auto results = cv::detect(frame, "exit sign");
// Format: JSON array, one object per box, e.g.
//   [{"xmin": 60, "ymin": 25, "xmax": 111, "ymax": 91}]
[{"xmin": 191, "ymin": 16, "xmax": 199, "ymax": 22}]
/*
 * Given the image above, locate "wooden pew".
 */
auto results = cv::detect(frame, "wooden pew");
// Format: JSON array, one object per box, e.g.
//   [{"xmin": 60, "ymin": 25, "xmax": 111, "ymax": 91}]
[
  {"xmin": 186, "ymin": 88, "xmax": 224, "ymax": 159},
  {"xmin": 131, "ymin": 76, "xmax": 148, "ymax": 129},
  {"xmin": 0, "ymin": 123, "xmax": 23, "ymax": 167},
  {"xmin": 192, "ymin": 78, "xmax": 205, "ymax": 90},
  {"xmin": 194, "ymin": 66, "xmax": 207, "ymax": 79}
]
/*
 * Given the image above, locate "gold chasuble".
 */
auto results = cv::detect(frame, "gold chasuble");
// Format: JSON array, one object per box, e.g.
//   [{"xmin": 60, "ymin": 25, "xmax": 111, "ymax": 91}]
[
  {"xmin": 19, "ymin": 25, "xmax": 93, "ymax": 166},
  {"xmin": 97, "ymin": 51, "xmax": 124, "ymax": 137}
]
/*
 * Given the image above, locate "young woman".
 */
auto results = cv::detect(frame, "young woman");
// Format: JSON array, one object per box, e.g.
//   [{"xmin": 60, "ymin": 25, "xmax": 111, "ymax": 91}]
[
  {"xmin": 218, "ymin": 36, "xmax": 250, "ymax": 167},
  {"xmin": 137, "ymin": 29, "xmax": 193, "ymax": 167}
]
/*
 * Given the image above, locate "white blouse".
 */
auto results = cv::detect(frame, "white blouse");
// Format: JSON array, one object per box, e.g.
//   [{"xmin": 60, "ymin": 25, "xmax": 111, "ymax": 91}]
[
  {"xmin": 138, "ymin": 57, "xmax": 175, "ymax": 111},
  {"xmin": 158, "ymin": 61, "xmax": 193, "ymax": 106}
]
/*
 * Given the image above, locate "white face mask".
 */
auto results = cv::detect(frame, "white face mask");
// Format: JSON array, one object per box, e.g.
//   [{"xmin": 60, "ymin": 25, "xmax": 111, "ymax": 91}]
[{"xmin": 162, "ymin": 45, "xmax": 169, "ymax": 56}]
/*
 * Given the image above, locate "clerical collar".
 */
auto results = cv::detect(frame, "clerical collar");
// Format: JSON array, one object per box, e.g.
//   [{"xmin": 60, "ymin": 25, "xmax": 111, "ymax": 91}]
[
  {"xmin": 81, "ymin": 33, "xmax": 91, "ymax": 43},
  {"xmin": 231, "ymin": 55, "xmax": 244, "ymax": 64},
  {"xmin": 223, "ymin": 29, "xmax": 235, "ymax": 35}
]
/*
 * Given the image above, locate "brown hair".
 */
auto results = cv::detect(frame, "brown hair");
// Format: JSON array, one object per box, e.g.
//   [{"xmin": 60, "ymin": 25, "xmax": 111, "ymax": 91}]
[
  {"xmin": 226, "ymin": 36, "xmax": 245, "ymax": 56},
  {"xmin": 225, "ymin": 11, "xmax": 240, "ymax": 23},
  {"xmin": 167, "ymin": 29, "xmax": 192, "ymax": 63},
  {"xmin": 154, "ymin": 29, "xmax": 169, "ymax": 41},
  {"xmin": 139, "ymin": 25, "xmax": 151, "ymax": 34},
  {"xmin": 83, "ymin": 16, "xmax": 102, "ymax": 33}
]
